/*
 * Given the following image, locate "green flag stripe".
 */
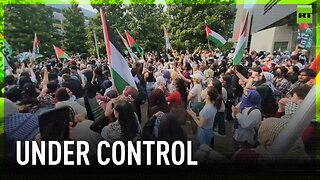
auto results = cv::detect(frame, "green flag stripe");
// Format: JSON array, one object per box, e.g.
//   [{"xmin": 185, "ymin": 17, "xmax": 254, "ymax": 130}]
[
  {"xmin": 233, "ymin": 42, "xmax": 246, "ymax": 65},
  {"xmin": 132, "ymin": 42, "xmax": 144, "ymax": 55},
  {"xmin": 112, "ymin": 68, "xmax": 130, "ymax": 93},
  {"xmin": 208, "ymin": 36, "xmax": 225, "ymax": 47}
]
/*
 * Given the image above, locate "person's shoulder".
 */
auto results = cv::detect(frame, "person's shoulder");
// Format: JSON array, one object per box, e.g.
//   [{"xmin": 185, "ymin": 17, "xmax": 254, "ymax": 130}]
[
  {"xmin": 256, "ymin": 85, "xmax": 268, "ymax": 91},
  {"xmin": 204, "ymin": 103, "xmax": 216, "ymax": 112},
  {"xmin": 222, "ymin": 87, "xmax": 227, "ymax": 93}
]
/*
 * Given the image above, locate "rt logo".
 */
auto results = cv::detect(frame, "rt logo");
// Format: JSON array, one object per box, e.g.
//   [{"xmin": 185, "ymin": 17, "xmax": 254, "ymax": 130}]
[{"xmin": 297, "ymin": 5, "xmax": 312, "ymax": 24}]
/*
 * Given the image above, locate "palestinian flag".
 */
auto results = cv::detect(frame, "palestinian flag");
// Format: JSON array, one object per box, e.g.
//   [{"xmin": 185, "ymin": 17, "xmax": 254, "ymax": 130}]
[
  {"xmin": 309, "ymin": 51, "xmax": 320, "ymax": 72},
  {"xmin": 116, "ymin": 28, "xmax": 139, "ymax": 62},
  {"xmin": 125, "ymin": 31, "xmax": 144, "ymax": 56},
  {"xmin": 233, "ymin": 11, "xmax": 249, "ymax": 65},
  {"xmin": 297, "ymin": 23, "xmax": 313, "ymax": 50},
  {"xmin": 100, "ymin": 8, "xmax": 137, "ymax": 93},
  {"xmin": 32, "ymin": 33, "xmax": 39, "ymax": 58},
  {"xmin": 2, "ymin": 39, "xmax": 16, "ymax": 72},
  {"xmin": 205, "ymin": 24, "xmax": 226, "ymax": 47},
  {"xmin": 53, "ymin": 45, "xmax": 71, "ymax": 60},
  {"xmin": 163, "ymin": 26, "xmax": 172, "ymax": 50}
]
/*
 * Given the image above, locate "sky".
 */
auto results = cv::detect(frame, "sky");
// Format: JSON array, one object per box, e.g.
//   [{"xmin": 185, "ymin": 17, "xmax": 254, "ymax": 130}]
[{"xmin": 78, "ymin": 4, "xmax": 98, "ymax": 12}]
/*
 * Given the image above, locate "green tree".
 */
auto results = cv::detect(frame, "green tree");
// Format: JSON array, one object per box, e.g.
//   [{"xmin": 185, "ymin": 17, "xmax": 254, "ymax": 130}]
[
  {"xmin": 126, "ymin": 3, "xmax": 167, "ymax": 52},
  {"xmin": 86, "ymin": 13, "xmax": 106, "ymax": 57},
  {"xmin": 62, "ymin": 3, "xmax": 87, "ymax": 54},
  {"xmin": 86, "ymin": 2, "xmax": 128, "ymax": 57},
  {"xmin": 4, "ymin": 4, "xmax": 59, "ymax": 57},
  {"xmin": 166, "ymin": 3, "xmax": 235, "ymax": 51},
  {"xmin": 87, "ymin": 2, "xmax": 235, "ymax": 53}
]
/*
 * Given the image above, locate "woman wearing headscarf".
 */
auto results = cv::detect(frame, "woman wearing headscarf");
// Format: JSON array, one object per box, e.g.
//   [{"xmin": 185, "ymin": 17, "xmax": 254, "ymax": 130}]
[
  {"xmin": 232, "ymin": 90, "xmax": 262, "ymax": 152},
  {"xmin": 250, "ymin": 85, "xmax": 311, "ymax": 160}
]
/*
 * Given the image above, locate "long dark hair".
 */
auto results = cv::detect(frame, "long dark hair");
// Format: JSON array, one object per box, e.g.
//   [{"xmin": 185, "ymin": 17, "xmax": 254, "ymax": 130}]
[
  {"xmin": 207, "ymin": 86, "xmax": 218, "ymax": 102},
  {"xmin": 55, "ymin": 87, "xmax": 70, "ymax": 102},
  {"xmin": 148, "ymin": 89, "xmax": 169, "ymax": 118},
  {"xmin": 115, "ymin": 101, "xmax": 139, "ymax": 142},
  {"xmin": 149, "ymin": 89, "xmax": 166, "ymax": 107},
  {"xmin": 222, "ymin": 74, "xmax": 232, "ymax": 88},
  {"xmin": 212, "ymin": 78, "xmax": 222, "ymax": 94},
  {"xmin": 175, "ymin": 78, "xmax": 187, "ymax": 107}
]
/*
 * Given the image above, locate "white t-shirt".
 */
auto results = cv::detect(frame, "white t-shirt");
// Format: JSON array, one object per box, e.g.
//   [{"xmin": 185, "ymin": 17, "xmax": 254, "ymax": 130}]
[
  {"xmin": 189, "ymin": 83, "xmax": 203, "ymax": 103},
  {"xmin": 218, "ymin": 87, "xmax": 227, "ymax": 112}
]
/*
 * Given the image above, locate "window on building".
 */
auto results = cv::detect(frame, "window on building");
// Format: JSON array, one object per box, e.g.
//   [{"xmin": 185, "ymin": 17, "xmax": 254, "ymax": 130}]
[{"xmin": 273, "ymin": 42, "xmax": 288, "ymax": 52}]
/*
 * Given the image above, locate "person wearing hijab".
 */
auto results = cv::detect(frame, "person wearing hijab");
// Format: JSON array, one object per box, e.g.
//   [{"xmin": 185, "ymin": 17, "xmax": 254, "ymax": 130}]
[
  {"xmin": 232, "ymin": 90, "xmax": 262, "ymax": 152},
  {"xmin": 244, "ymin": 71, "xmax": 279, "ymax": 117},
  {"xmin": 261, "ymin": 72, "xmax": 277, "ymax": 93}
]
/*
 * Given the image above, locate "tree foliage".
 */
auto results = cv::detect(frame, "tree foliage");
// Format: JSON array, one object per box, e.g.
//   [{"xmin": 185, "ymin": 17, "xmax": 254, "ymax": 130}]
[
  {"xmin": 62, "ymin": 3, "xmax": 87, "ymax": 54},
  {"xmin": 87, "ymin": 2, "xmax": 235, "ymax": 55},
  {"xmin": 5, "ymin": 2, "xmax": 236, "ymax": 58},
  {"xmin": 125, "ymin": 3, "xmax": 166, "ymax": 52},
  {"xmin": 166, "ymin": 4, "xmax": 235, "ymax": 51},
  {"xmin": 4, "ymin": 4, "xmax": 59, "ymax": 57}
]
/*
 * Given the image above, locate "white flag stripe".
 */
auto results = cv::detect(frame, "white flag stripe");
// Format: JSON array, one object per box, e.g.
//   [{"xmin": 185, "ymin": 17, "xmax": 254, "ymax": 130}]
[
  {"xmin": 110, "ymin": 42, "xmax": 137, "ymax": 89},
  {"xmin": 208, "ymin": 31, "xmax": 227, "ymax": 44}
]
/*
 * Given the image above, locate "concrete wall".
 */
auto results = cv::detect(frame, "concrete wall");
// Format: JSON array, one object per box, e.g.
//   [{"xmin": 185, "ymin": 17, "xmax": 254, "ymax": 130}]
[
  {"xmin": 232, "ymin": 4, "xmax": 245, "ymax": 42},
  {"xmin": 250, "ymin": 27, "xmax": 276, "ymax": 52},
  {"xmin": 273, "ymin": 25, "xmax": 294, "ymax": 51}
]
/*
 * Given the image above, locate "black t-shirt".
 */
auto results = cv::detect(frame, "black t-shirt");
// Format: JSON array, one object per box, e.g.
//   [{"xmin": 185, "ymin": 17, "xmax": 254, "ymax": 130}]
[{"xmin": 5, "ymin": 86, "xmax": 23, "ymax": 102}]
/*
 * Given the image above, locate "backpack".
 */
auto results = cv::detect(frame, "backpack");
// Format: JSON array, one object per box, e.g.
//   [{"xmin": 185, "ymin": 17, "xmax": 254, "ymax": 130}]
[
  {"xmin": 142, "ymin": 112, "xmax": 164, "ymax": 140},
  {"xmin": 261, "ymin": 87, "xmax": 278, "ymax": 118},
  {"xmin": 135, "ymin": 81, "xmax": 147, "ymax": 104},
  {"xmin": 225, "ymin": 86, "xmax": 235, "ymax": 105}
]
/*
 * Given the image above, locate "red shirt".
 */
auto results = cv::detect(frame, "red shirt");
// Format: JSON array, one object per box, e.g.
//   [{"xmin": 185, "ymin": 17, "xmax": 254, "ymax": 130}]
[{"xmin": 166, "ymin": 91, "xmax": 182, "ymax": 107}]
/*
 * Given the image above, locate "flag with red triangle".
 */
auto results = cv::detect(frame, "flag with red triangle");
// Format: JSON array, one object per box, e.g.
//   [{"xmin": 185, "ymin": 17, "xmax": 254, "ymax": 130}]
[
  {"xmin": 116, "ymin": 28, "xmax": 139, "ymax": 62},
  {"xmin": 205, "ymin": 24, "xmax": 227, "ymax": 47},
  {"xmin": 233, "ymin": 11, "xmax": 249, "ymax": 65},
  {"xmin": 297, "ymin": 23, "xmax": 313, "ymax": 50},
  {"xmin": 100, "ymin": 8, "xmax": 137, "ymax": 93},
  {"xmin": 125, "ymin": 31, "xmax": 144, "ymax": 56},
  {"xmin": 53, "ymin": 45, "xmax": 71, "ymax": 60},
  {"xmin": 309, "ymin": 51, "xmax": 320, "ymax": 72},
  {"xmin": 32, "ymin": 33, "xmax": 39, "ymax": 58}
]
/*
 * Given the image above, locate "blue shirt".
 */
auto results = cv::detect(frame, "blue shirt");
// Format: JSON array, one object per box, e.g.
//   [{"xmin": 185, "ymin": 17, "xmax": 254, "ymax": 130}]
[{"xmin": 199, "ymin": 103, "xmax": 217, "ymax": 129}]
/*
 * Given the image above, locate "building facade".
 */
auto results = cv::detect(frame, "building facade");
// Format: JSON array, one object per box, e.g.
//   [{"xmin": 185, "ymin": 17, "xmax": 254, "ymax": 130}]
[{"xmin": 232, "ymin": 1, "xmax": 317, "ymax": 57}]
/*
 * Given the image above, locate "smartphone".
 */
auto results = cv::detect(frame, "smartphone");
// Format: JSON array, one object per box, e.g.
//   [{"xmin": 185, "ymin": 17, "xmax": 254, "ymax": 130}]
[
  {"xmin": 46, "ymin": 64, "xmax": 52, "ymax": 72},
  {"xmin": 38, "ymin": 106, "xmax": 74, "ymax": 141}
]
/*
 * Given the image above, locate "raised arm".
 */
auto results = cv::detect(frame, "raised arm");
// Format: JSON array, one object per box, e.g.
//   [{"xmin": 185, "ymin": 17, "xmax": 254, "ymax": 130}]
[{"xmin": 41, "ymin": 67, "xmax": 49, "ymax": 89}]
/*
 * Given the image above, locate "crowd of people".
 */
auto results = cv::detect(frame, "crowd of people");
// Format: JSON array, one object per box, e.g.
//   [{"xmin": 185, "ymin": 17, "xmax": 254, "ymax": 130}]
[{"xmin": 1, "ymin": 45, "xmax": 318, "ymax": 163}]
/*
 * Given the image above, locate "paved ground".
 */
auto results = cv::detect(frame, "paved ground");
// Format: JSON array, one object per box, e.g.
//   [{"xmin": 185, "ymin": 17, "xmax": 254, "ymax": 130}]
[{"xmin": 140, "ymin": 103, "xmax": 235, "ymax": 158}]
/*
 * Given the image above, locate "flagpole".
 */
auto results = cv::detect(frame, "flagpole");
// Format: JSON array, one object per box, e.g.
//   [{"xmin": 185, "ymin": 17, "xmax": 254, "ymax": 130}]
[
  {"xmin": 93, "ymin": 30, "xmax": 100, "ymax": 61},
  {"xmin": 207, "ymin": 37, "xmax": 212, "ymax": 52},
  {"xmin": 116, "ymin": 28, "xmax": 138, "ymax": 62},
  {"xmin": 205, "ymin": 21, "xmax": 212, "ymax": 52},
  {"xmin": 53, "ymin": 45, "xmax": 58, "ymax": 59},
  {"xmin": 100, "ymin": 8, "xmax": 117, "ymax": 92}
]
